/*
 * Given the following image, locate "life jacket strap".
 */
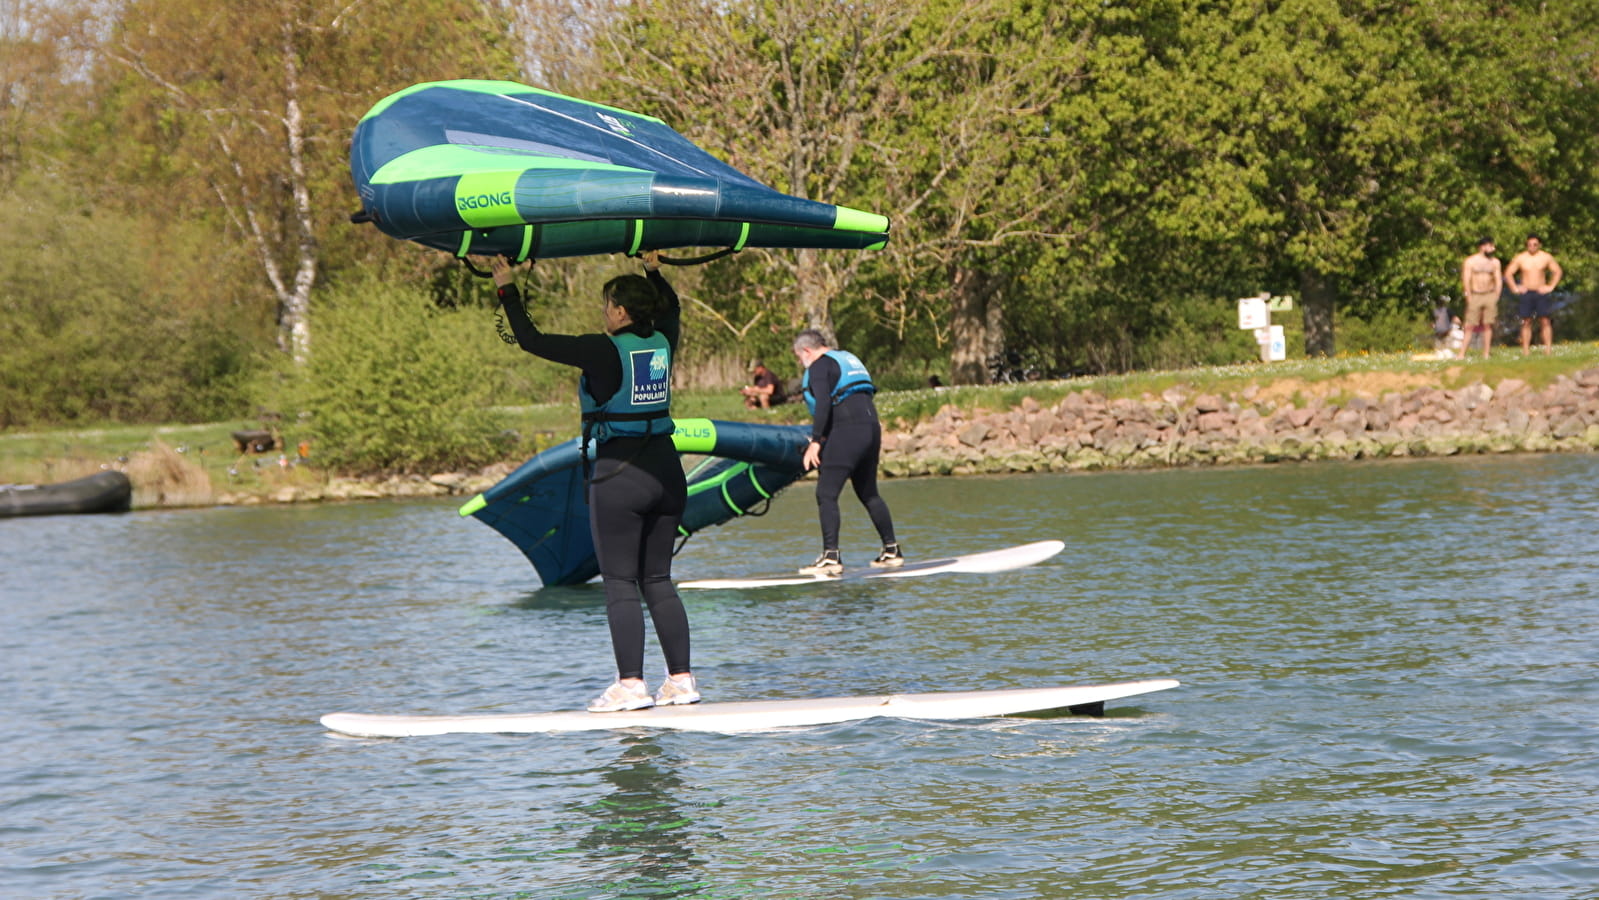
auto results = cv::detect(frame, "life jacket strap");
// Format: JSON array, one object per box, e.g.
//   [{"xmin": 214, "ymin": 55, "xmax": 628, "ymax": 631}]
[{"xmin": 581, "ymin": 410, "xmax": 672, "ymax": 423}]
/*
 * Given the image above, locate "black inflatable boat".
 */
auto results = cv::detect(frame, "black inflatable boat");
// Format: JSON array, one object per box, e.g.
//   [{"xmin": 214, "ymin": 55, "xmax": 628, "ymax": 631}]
[{"xmin": 0, "ymin": 470, "xmax": 133, "ymax": 518}]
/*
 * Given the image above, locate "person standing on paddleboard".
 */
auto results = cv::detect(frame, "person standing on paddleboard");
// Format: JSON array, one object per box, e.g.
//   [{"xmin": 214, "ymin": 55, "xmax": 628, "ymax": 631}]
[
  {"xmin": 491, "ymin": 252, "xmax": 698, "ymax": 713},
  {"xmin": 793, "ymin": 329, "xmax": 903, "ymax": 576}
]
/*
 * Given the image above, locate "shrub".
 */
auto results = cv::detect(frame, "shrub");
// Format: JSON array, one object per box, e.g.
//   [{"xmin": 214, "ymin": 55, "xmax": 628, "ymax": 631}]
[
  {"xmin": 1336, "ymin": 304, "xmax": 1428, "ymax": 354},
  {"xmin": 288, "ymin": 276, "xmax": 509, "ymax": 474},
  {"xmin": 0, "ymin": 176, "xmax": 260, "ymax": 427}
]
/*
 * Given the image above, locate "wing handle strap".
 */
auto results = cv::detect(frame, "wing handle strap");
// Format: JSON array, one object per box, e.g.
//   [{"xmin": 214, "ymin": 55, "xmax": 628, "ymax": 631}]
[
  {"xmin": 643, "ymin": 223, "xmax": 750, "ymax": 267},
  {"xmin": 455, "ymin": 224, "xmax": 542, "ymax": 277},
  {"xmin": 658, "ymin": 247, "xmax": 739, "ymax": 266},
  {"xmin": 459, "ymin": 257, "xmax": 494, "ymax": 278}
]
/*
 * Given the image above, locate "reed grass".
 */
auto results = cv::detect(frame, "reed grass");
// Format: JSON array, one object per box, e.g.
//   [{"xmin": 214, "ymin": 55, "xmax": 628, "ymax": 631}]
[{"xmin": 124, "ymin": 440, "xmax": 215, "ymax": 508}]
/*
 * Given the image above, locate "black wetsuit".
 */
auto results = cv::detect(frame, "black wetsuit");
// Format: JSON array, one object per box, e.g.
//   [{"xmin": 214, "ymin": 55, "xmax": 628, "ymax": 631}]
[
  {"xmin": 497, "ymin": 272, "xmax": 690, "ymax": 681},
  {"xmin": 806, "ymin": 354, "xmax": 897, "ymax": 553}
]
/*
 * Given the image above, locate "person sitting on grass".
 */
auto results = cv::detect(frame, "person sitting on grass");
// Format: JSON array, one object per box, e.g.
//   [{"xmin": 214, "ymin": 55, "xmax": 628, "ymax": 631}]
[{"xmin": 740, "ymin": 360, "xmax": 785, "ymax": 410}]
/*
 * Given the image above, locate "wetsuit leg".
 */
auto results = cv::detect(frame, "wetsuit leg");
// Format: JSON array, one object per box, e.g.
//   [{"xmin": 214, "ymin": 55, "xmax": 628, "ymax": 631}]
[
  {"xmin": 588, "ymin": 446, "xmax": 690, "ymax": 680},
  {"xmin": 638, "ymin": 451, "xmax": 690, "ymax": 676},
  {"xmin": 589, "ymin": 460, "xmax": 652, "ymax": 680},
  {"xmin": 812, "ymin": 457, "xmax": 850, "ymax": 549},
  {"xmin": 847, "ymin": 425, "xmax": 896, "ymax": 545}
]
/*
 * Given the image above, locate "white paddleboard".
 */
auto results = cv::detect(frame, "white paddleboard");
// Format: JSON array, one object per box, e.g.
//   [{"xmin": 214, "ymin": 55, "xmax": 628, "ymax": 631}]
[
  {"xmin": 678, "ymin": 539, "xmax": 1066, "ymax": 590},
  {"xmin": 320, "ymin": 678, "xmax": 1178, "ymax": 737}
]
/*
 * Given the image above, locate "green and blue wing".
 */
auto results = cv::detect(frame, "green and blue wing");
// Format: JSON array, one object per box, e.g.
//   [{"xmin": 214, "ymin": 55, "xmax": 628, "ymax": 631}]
[
  {"xmin": 460, "ymin": 419, "xmax": 809, "ymax": 587},
  {"xmin": 351, "ymin": 80, "xmax": 888, "ymax": 260}
]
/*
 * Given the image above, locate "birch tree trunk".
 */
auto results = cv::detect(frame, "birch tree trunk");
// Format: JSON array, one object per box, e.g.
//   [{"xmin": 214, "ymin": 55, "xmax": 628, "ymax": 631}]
[{"xmin": 277, "ymin": 21, "xmax": 315, "ymax": 363}]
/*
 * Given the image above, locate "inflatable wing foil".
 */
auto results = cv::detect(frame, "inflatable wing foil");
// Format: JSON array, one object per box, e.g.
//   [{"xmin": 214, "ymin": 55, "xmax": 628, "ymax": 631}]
[
  {"xmin": 460, "ymin": 419, "xmax": 809, "ymax": 586},
  {"xmin": 351, "ymin": 79, "xmax": 889, "ymax": 260}
]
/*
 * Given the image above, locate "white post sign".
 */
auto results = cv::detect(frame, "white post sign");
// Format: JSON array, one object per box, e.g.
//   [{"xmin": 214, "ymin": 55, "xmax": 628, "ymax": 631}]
[
  {"xmin": 1262, "ymin": 324, "xmax": 1285, "ymax": 361},
  {"xmin": 1237, "ymin": 296, "xmax": 1268, "ymax": 330},
  {"xmin": 1237, "ymin": 293, "xmax": 1292, "ymax": 362}
]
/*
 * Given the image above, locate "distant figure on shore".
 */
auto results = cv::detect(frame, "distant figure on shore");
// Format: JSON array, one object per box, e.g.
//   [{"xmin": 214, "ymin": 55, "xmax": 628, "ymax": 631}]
[
  {"xmin": 1460, "ymin": 238, "xmax": 1501, "ymax": 359},
  {"xmin": 740, "ymin": 360, "xmax": 784, "ymax": 410},
  {"xmin": 1504, "ymin": 234, "xmax": 1563, "ymax": 356},
  {"xmin": 1431, "ymin": 296, "xmax": 1453, "ymax": 353},
  {"xmin": 1445, "ymin": 315, "xmax": 1466, "ymax": 359},
  {"xmin": 1413, "ymin": 312, "xmax": 1467, "ymax": 362},
  {"xmin": 927, "ymin": 374, "xmax": 945, "ymax": 390}
]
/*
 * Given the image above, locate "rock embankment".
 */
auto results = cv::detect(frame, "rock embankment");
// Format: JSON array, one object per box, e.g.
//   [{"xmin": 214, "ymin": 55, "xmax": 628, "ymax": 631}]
[
  {"xmin": 212, "ymin": 368, "xmax": 1599, "ymax": 505},
  {"xmin": 213, "ymin": 465, "xmax": 518, "ymax": 507},
  {"xmin": 879, "ymin": 369, "xmax": 1599, "ymax": 476}
]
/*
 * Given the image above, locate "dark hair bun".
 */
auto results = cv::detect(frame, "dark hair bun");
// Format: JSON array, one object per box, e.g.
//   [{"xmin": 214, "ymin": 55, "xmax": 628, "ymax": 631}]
[{"xmin": 603, "ymin": 275, "xmax": 661, "ymax": 327}]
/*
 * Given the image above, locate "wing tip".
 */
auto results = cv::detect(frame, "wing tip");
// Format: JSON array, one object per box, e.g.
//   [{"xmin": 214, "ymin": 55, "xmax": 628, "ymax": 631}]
[{"xmin": 832, "ymin": 205, "xmax": 890, "ymax": 236}]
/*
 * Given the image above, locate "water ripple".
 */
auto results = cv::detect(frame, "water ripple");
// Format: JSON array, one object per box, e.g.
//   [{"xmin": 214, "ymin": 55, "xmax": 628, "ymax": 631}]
[{"xmin": 3, "ymin": 460, "xmax": 1598, "ymax": 898}]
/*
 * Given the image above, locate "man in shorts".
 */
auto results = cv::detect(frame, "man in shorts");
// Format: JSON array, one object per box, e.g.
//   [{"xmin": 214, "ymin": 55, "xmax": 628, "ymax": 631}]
[
  {"xmin": 1504, "ymin": 234, "xmax": 1564, "ymax": 356},
  {"xmin": 1459, "ymin": 238, "xmax": 1502, "ymax": 359}
]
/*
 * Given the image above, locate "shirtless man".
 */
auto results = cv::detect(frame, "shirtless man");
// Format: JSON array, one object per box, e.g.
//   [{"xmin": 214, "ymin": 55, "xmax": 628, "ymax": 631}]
[
  {"xmin": 1459, "ymin": 238, "xmax": 1502, "ymax": 359},
  {"xmin": 1503, "ymin": 234, "xmax": 1564, "ymax": 355}
]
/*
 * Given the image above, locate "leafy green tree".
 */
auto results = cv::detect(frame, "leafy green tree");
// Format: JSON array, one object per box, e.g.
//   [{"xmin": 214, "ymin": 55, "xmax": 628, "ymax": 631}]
[
  {"xmin": 1143, "ymin": 0, "xmax": 1437, "ymax": 356},
  {"xmin": 562, "ymin": 0, "xmax": 915, "ymax": 340},
  {"xmin": 906, "ymin": 0, "xmax": 1190, "ymax": 381},
  {"xmin": 1386, "ymin": 1, "xmax": 1599, "ymax": 309},
  {"xmin": 81, "ymin": 0, "xmax": 516, "ymax": 361},
  {"xmin": 1122, "ymin": 0, "xmax": 1599, "ymax": 359},
  {"xmin": 527, "ymin": 0, "xmax": 1165, "ymax": 383}
]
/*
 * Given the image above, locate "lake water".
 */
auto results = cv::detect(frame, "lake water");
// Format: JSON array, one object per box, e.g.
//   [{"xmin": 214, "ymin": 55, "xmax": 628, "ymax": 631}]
[{"xmin": 2, "ymin": 453, "xmax": 1596, "ymax": 899}]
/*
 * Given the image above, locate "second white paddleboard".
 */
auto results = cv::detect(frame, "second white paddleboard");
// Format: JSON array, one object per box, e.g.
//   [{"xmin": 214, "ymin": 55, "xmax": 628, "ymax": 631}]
[{"xmin": 678, "ymin": 539, "xmax": 1066, "ymax": 590}]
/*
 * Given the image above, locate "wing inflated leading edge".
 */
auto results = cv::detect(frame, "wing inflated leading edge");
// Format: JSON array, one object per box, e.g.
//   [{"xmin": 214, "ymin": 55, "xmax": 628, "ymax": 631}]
[{"xmin": 350, "ymin": 80, "xmax": 889, "ymax": 261}]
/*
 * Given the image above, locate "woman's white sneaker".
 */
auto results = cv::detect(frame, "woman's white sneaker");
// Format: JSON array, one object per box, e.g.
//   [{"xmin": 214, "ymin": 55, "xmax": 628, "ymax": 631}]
[
  {"xmin": 588, "ymin": 680, "xmax": 654, "ymax": 713},
  {"xmin": 655, "ymin": 673, "xmax": 701, "ymax": 706}
]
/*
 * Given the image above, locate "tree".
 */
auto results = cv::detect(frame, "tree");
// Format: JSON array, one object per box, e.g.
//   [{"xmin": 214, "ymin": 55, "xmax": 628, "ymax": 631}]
[
  {"xmin": 524, "ymin": 0, "xmax": 1210, "ymax": 383},
  {"xmin": 83, "ymin": 0, "xmax": 515, "ymax": 361},
  {"xmin": 554, "ymin": 0, "xmax": 917, "ymax": 340},
  {"xmin": 1138, "ymin": 0, "xmax": 1441, "ymax": 356},
  {"xmin": 0, "ymin": 174, "xmax": 255, "ymax": 426},
  {"xmin": 1165, "ymin": 0, "xmax": 1599, "ymax": 355},
  {"xmin": 1408, "ymin": 0, "xmax": 1599, "ymax": 294},
  {"xmin": 889, "ymin": 0, "xmax": 1189, "ymax": 382},
  {"xmin": 0, "ymin": 0, "xmax": 109, "ymax": 185}
]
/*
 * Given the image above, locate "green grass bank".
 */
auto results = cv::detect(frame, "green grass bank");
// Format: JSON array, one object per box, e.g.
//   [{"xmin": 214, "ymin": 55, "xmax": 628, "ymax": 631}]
[{"xmin": 8, "ymin": 343, "xmax": 1599, "ymax": 509}]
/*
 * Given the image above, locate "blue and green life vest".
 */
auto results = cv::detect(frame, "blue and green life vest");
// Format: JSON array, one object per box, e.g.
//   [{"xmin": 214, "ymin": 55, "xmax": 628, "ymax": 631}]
[
  {"xmin": 580, "ymin": 331, "xmax": 673, "ymax": 446},
  {"xmin": 802, "ymin": 349, "xmax": 875, "ymax": 415}
]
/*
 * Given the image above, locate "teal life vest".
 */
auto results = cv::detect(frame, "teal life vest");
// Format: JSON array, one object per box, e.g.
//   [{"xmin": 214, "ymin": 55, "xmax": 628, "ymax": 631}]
[
  {"xmin": 580, "ymin": 331, "xmax": 673, "ymax": 446},
  {"xmin": 802, "ymin": 349, "xmax": 875, "ymax": 415}
]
